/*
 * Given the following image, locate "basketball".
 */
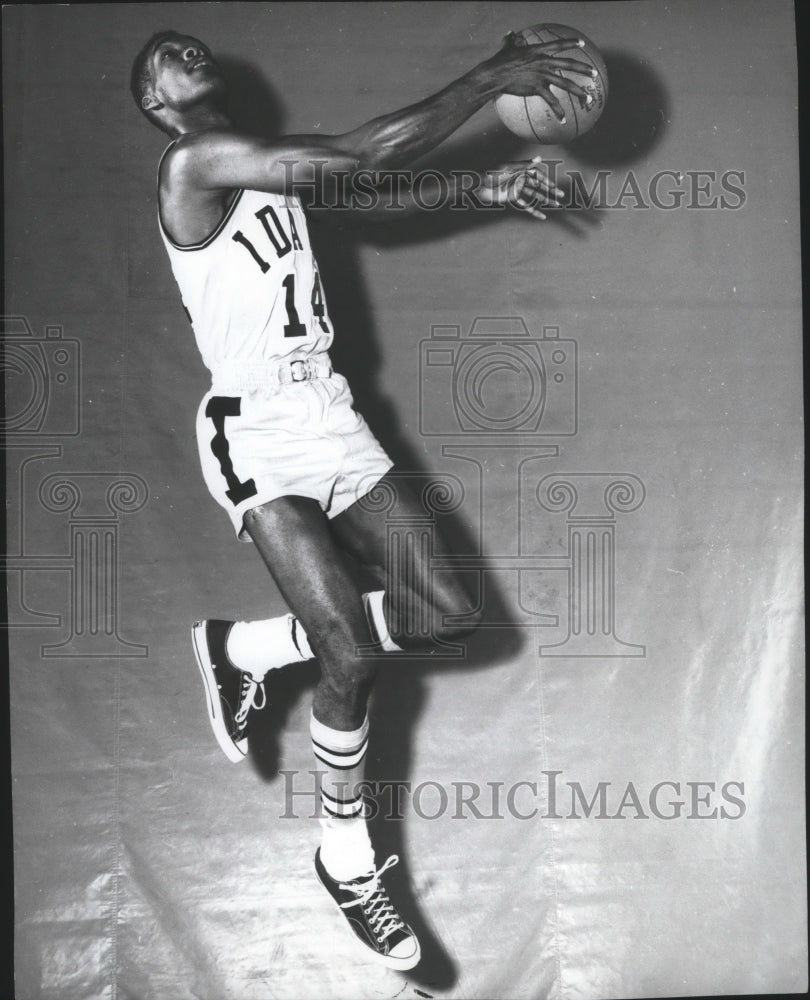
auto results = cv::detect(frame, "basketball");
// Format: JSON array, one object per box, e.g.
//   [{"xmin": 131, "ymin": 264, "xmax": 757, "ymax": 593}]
[{"xmin": 494, "ymin": 23, "xmax": 608, "ymax": 143}]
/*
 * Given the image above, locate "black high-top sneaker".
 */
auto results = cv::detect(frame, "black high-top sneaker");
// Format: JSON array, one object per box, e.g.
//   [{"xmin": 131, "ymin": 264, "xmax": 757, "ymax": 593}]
[
  {"xmin": 315, "ymin": 850, "xmax": 420, "ymax": 970},
  {"xmin": 191, "ymin": 620, "xmax": 267, "ymax": 762}
]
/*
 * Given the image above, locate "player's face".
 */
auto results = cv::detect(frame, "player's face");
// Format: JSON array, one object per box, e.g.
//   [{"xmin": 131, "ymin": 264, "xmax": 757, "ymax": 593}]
[{"xmin": 148, "ymin": 35, "xmax": 226, "ymax": 111}]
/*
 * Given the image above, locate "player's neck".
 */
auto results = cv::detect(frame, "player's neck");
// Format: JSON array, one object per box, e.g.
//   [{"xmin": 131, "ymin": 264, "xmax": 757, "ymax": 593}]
[{"xmin": 170, "ymin": 105, "xmax": 232, "ymax": 137}]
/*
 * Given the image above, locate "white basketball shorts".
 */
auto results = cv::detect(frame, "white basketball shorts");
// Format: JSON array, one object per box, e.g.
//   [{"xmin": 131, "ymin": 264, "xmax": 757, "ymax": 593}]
[{"xmin": 196, "ymin": 372, "xmax": 394, "ymax": 541}]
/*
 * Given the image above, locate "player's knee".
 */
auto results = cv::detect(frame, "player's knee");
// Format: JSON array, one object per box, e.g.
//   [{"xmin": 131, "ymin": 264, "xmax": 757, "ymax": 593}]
[{"xmin": 389, "ymin": 584, "xmax": 482, "ymax": 646}]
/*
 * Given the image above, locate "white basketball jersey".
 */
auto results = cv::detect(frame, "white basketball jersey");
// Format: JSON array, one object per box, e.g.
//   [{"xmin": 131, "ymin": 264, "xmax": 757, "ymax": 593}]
[{"xmin": 159, "ymin": 173, "xmax": 334, "ymax": 375}]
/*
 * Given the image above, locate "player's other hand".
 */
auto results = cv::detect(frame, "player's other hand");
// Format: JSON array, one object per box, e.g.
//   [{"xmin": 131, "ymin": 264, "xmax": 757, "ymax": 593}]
[
  {"xmin": 485, "ymin": 31, "xmax": 596, "ymax": 120},
  {"xmin": 479, "ymin": 157, "xmax": 564, "ymax": 220}
]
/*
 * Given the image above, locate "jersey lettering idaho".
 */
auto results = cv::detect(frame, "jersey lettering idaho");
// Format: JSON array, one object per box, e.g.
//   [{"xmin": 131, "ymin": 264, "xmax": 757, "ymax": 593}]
[{"xmin": 159, "ymin": 180, "xmax": 334, "ymax": 374}]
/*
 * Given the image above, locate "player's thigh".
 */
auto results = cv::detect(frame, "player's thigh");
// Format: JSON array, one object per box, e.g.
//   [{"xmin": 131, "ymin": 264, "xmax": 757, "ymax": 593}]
[
  {"xmin": 243, "ymin": 496, "xmax": 373, "ymax": 663},
  {"xmin": 330, "ymin": 470, "xmax": 470, "ymax": 615}
]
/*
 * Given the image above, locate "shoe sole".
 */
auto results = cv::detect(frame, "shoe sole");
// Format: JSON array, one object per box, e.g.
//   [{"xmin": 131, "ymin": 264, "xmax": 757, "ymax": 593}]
[
  {"xmin": 191, "ymin": 621, "xmax": 247, "ymax": 764},
  {"xmin": 315, "ymin": 863, "xmax": 421, "ymax": 971}
]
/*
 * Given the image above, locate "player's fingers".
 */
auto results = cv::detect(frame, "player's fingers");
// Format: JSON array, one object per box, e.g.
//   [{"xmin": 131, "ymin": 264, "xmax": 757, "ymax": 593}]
[
  {"xmin": 494, "ymin": 159, "xmax": 536, "ymax": 175},
  {"xmin": 543, "ymin": 75, "xmax": 595, "ymax": 106},
  {"xmin": 526, "ymin": 167, "xmax": 564, "ymax": 198},
  {"xmin": 521, "ymin": 175, "xmax": 562, "ymax": 204},
  {"xmin": 541, "ymin": 79, "xmax": 595, "ymax": 111},
  {"xmin": 539, "ymin": 56, "xmax": 599, "ymax": 78},
  {"xmin": 503, "ymin": 30, "xmax": 529, "ymax": 48},
  {"xmin": 537, "ymin": 177, "xmax": 565, "ymax": 198},
  {"xmin": 535, "ymin": 38, "xmax": 587, "ymax": 54},
  {"xmin": 537, "ymin": 84, "xmax": 567, "ymax": 122},
  {"xmin": 516, "ymin": 199, "xmax": 547, "ymax": 220},
  {"xmin": 505, "ymin": 162, "xmax": 564, "ymax": 204},
  {"xmin": 510, "ymin": 179, "xmax": 553, "ymax": 216},
  {"xmin": 527, "ymin": 156, "xmax": 564, "ymax": 192},
  {"xmin": 534, "ymin": 188, "xmax": 564, "ymax": 207},
  {"xmin": 502, "ymin": 173, "xmax": 527, "ymax": 199},
  {"xmin": 522, "ymin": 183, "xmax": 562, "ymax": 207},
  {"xmin": 528, "ymin": 194, "xmax": 559, "ymax": 209},
  {"xmin": 528, "ymin": 155, "xmax": 556, "ymax": 180}
]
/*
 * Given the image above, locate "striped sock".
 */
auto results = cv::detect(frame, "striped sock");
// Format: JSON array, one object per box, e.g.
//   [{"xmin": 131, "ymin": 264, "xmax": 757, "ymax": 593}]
[{"xmin": 310, "ymin": 711, "xmax": 374, "ymax": 880}]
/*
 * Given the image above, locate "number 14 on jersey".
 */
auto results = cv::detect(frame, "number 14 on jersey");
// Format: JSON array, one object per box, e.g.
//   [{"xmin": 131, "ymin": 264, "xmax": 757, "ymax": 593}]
[{"xmin": 232, "ymin": 206, "xmax": 330, "ymax": 339}]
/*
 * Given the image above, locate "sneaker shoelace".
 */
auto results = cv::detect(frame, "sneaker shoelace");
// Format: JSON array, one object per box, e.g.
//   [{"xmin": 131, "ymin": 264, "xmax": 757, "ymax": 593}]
[
  {"xmin": 339, "ymin": 855, "xmax": 406, "ymax": 943},
  {"xmin": 233, "ymin": 675, "xmax": 266, "ymax": 731}
]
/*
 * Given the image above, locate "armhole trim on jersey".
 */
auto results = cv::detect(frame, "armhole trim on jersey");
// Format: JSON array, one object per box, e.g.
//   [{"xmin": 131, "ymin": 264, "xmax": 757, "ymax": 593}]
[
  {"xmin": 159, "ymin": 189, "xmax": 244, "ymax": 252},
  {"xmin": 156, "ymin": 142, "xmax": 244, "ymax": 252}
]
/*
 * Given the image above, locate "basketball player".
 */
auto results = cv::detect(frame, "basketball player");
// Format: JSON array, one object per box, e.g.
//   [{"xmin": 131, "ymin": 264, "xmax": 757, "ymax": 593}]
[{"xmin": 131, "ymin": 29, "xmax": 594, "ymax": 970}]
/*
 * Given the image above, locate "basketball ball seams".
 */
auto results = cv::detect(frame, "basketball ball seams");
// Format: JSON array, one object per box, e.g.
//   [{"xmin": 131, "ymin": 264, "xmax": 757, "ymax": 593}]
[
  {"xmin": 549, "ymin": 22, "xmax": 609, "ymax": 104},
  {"xmin": 494, "ymin": 22, "xmax": 606, "ymax": 143},
  {"xmin": 593, "ymin": 66, "xmax": 607, "ymax": 100},
  {"xmin": 569, "ymin": 73, "xmax": 579, "ymax": 135},
  {"xmin": 538, "ymin": 23, "xmax": 579, "ymax": 138},
  {"xmin": 524, "ymin": 25, "xmax": 558, "ymax": 141},
  {"xmin": 545, "ymin": 24, "xmax": 580, "ymax": 137},
  {"xmin": 526, "ymin": 25, "xmax": 553, "ymax": 139},
  {"xmin": 524, "ymin": 95, "xmax": 544, "ymax": 143}
]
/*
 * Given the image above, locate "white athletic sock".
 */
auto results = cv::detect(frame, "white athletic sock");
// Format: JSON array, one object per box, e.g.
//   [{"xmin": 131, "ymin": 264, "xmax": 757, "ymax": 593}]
[
  {"xmin": 363, "ymin": 590, "xmax": 403, "ymax": 653},
  {"xmin": 311, "ymin": 712, "xmax": 375, "ymax": 880},
  {"xmin": 226, "ymin": 590, "xmax": 399, "ymax": 681},
  {"xmin": 226, "ymin": 613, "xmax": 314, "ymax": 681}
]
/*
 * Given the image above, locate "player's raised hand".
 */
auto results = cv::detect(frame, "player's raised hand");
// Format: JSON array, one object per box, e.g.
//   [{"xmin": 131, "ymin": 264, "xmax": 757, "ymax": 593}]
[
  {"xmin": 478, "ymin": 156, "xmax": 565, "ymax": 220},
  {"xmin": 486, "ymin": 31, "xmax": 597, "ymax": 120}
]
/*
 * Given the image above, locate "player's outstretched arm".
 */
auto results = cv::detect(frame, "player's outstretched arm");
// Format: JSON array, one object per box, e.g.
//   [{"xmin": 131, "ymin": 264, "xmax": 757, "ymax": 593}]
[
  {"xmin": 331, "ymin": 34, "xmax": 595, "ymax": 170},
  {"xmin": 320, "ymin": 158, "xmax": 565, "ymax": 225},
  {"xmin": 163, "ymin": 130, "xmax": 368, "ymax": 198},
  {"xmin": 167, "ymin": 36, "xmax": 595, "ymax": 196}
]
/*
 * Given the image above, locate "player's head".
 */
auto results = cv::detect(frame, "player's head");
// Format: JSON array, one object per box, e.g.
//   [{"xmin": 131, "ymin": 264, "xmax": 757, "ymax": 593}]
[{"xmin": 130, "ymin": 30, "xmax": 227, "ymax": 134}]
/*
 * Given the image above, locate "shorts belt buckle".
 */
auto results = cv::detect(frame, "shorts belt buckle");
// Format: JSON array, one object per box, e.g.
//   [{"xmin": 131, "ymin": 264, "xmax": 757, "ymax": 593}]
[{"xmin": 289, "ymin": 359, "xmax": 309, "ymax": 383}]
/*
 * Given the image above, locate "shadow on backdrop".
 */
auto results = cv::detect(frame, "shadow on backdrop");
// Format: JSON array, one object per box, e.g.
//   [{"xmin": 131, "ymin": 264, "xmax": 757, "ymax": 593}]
[
  {"xmin": 564, "ymin": 50, "xmax": 670, "ymax": 167},
  {"xmin": 218, "ymin": 56, "xmax": 286, "ymax": 138}
]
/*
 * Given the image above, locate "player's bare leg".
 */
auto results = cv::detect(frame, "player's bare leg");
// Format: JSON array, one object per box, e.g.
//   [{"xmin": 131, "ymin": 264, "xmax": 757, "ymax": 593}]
[
  {"xmin": 193, "ymin": 466, "xmax": 481, "ymax": 758},
  {"xmin": 243, "ymin": 495, "xmax": 420, "ymax": 969},
  {"xmin": 244, "ymin": 497, "xmax": 376, "ymax": 728},
  {"xmin": 330, "ymin": 470, "xmax": 483, "ymax": 650}
]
